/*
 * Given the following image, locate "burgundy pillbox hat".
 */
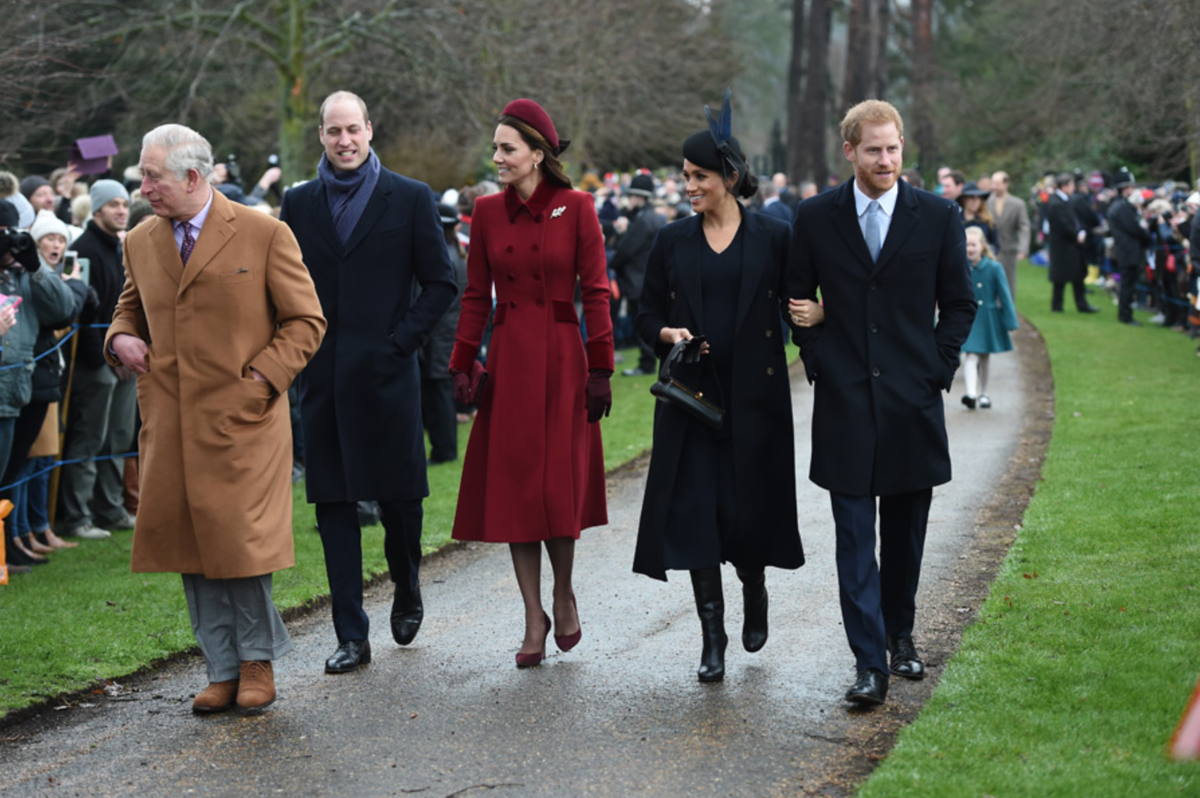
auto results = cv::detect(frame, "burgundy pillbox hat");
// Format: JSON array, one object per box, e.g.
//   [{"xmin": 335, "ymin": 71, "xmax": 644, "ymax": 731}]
[{"xmin": 501, "ymin": 99, "xmax": 570, "ymax": 156}]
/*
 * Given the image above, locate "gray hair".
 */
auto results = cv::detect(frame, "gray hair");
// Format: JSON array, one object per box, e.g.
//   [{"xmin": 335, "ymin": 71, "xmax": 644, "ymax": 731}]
[{"xmin": 141, "ymin": 124, "xmax": 214, "ymax": 181}]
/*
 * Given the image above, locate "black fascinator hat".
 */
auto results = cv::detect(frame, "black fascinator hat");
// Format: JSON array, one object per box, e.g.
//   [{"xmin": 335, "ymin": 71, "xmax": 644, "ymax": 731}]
[{"xmin": 682, "ymin": 88, "xmax": 756, "ymax": 199}]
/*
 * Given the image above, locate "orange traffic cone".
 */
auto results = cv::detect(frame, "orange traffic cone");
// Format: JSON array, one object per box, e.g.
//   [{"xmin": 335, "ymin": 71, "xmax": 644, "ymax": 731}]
[
  {"xmin": 0, "ymin": 499, "xmax": 15, "ymax": 585},
  {"xmin": 1169, "ymin": 673, "xmax": 1200, "ymax": 760}
]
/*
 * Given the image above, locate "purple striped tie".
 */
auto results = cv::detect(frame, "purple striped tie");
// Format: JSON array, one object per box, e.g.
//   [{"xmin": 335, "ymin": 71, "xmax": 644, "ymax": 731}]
[{"xmin": 180, "ymin": 223, "xmax": 195, "ymax": 266}]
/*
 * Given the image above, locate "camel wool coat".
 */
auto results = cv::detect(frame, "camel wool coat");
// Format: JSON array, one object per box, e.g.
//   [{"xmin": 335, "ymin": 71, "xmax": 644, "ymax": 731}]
[{"xmin": 105, "ymin": 189, "xmax": 326, "ymax": 578}]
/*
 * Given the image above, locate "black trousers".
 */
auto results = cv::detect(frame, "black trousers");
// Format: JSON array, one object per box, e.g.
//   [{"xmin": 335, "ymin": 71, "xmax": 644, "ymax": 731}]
[
  {"xmin": 1117, "ymin": 261, "xmax": 1140, "ymax": 322},
  {"xmin": 316, "ymin": 498, "xmax": 423, "ymax": 643},
  {"xmin": 830, "ymin": 488, "xmax": 933, "ymax": 674},
  {"xmin": 625, "ymin": 297, "xmax": 656, "ymax": 374},
  {"xmin": 1051, "ymin": 277, "xmax": 1088, "ymax": 311}
]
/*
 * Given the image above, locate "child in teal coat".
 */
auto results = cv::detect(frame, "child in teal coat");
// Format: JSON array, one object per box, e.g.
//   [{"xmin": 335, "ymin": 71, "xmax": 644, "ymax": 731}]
[{"xmin": 962, "ymin": 226, "xmax": 1019, "ymax": 409}]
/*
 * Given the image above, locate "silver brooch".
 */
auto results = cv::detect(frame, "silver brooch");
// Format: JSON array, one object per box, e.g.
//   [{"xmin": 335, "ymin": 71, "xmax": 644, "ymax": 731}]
[{"xmin": 550, "ymin": 206, "xmax": 566, "ymax": 219}]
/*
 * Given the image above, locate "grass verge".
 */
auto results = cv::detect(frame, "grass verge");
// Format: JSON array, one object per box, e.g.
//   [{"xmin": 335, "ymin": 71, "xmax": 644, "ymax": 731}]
[
  {"xmin": 0, "ymin": 350, "xmax": 661, "ymax": 717},
  {"xmin": 857, "ymin": 262, "xmax": 1200, "ymax": 796}
]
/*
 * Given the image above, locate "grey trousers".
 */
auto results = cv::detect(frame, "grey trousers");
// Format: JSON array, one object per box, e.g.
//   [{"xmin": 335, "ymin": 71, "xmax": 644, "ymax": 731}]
[
  {"xmin": 60, "ymin": 363, "xmax": 137, "ymax": 530},
  {"xmin": 181, "ymin": 573, "xmax": 293, "ymax": 683}
]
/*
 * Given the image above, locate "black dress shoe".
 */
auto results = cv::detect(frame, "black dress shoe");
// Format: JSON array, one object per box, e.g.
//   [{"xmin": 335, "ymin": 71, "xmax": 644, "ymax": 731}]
[
  {"xmin": 1121, "ymin": 319, "xmax": 1142, "ymax": 327},
  {"xmin": 325, "ymin": 639, "xmax": 371, "ymax": 674},
  {"xmin": 1077, "ymin": 304, "xmax": 1100, "ymax": 313},
  {"xmin": 391, "ymin": 583, "xmax": 424, "ymax": 646},
  {"xmin": 888, "ymin": 635, "xmax": 926, "ymax": 680},
  {"xmin": 845, "ymin": 669, "xmax": 888, "ymax": 705}
]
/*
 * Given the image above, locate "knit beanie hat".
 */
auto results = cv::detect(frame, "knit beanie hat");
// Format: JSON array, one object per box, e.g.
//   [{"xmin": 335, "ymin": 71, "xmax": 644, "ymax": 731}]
[
  {"xmin": 19, "ymin": 175, "xmax": 51, "ymax": 200},
  {"xmin": 89, "ymin": 179, "xmax": 130, "ymax": 214},
  {"xmin": 30, "ymin": 209, "xmax": 69, "ymax": 242}
]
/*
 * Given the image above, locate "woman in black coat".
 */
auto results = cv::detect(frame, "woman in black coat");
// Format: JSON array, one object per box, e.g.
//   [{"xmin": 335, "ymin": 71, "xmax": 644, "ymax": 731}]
[{"xmin": 634, "ymin": 98, "xmax": 808, "ymax": 682}]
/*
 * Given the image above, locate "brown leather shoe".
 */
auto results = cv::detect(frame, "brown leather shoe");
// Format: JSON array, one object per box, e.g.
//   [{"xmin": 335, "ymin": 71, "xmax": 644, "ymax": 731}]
[
  {"xmin": 192, "ymin": 679, "xmax": 238, "ymax": 714},
  {"xmin": 236, "ymin": 661, "xmax": 276, "ymax": 711}
]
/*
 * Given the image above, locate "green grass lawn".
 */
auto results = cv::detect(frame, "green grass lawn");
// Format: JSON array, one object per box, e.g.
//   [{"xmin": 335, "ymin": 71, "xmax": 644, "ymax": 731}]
[
  {"xmin": 858, "ymin": 262, "xmax": 1200, "ymax": 797},
  {"xmin": 0, "ymin": 351, "xmax": 661, "ymax": 716}
]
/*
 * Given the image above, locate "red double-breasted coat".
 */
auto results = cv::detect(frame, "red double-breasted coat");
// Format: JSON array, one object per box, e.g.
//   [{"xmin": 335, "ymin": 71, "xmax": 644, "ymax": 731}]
[{"xmin": 449, "ymin": 180, "xmax": 613, "ymax": 542}]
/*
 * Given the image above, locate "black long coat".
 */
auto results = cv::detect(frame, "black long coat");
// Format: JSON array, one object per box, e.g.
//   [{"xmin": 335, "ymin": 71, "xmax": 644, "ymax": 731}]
[
  {"xmin": 786, "ymin": 178, "xmax": 976, "ymax": 497},
  {"xmin": 1046, "ymin": 192, "xmax": 1084, "ymax": 283},
  {"xmin": 1107, "ymin": 196, "xmax": 1151, "ymax": 266},
  {"xmin": 633, "ymin": 209, "xmax": 804, "ymax": 581},
  {"xmin": 281, "ymin": 168, "xmax": 457, "ymax": 504}
]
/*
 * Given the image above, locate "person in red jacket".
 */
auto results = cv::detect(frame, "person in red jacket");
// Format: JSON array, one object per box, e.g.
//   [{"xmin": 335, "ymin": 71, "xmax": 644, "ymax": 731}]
[{"xmin": 449, "ymin": 99, "xmax": 614, "ymax": 668}]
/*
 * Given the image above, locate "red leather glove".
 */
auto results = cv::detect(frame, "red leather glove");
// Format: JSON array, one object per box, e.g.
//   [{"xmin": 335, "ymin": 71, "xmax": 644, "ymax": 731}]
[
  {"xmin": 585, "ymin": 369, "xmax": 612, "ymax": 423},
  {"xmin": 451, "ymin": 360, "xmax": 488, "ymax": 406}
]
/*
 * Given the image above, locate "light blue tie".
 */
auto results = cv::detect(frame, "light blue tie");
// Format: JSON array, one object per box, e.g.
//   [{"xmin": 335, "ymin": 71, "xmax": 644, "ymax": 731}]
[{"xmin": 864, "ymin": 200, "xmax": 881, "ymax": 262}]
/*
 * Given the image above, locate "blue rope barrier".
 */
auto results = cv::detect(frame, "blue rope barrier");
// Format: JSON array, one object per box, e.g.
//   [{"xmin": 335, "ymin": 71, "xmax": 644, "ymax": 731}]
[{"xmin": 0, "ymin": 451, "xmax": 138, "ymax": 493}]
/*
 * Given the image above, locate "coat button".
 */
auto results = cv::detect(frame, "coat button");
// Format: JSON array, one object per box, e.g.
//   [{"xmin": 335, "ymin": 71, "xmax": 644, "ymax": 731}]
[
  {"xmin": 533, "ymin": 273, "xmax": 541, "ymax": 281},
  {"xmin": 532, "ymin": 244, "xmax": 539, "ymax": 252},
  {"xmin": 511, "ymin": 300, "xmax": 518, "ymax": 308},
  {"xmin": 870, "ymin": 323, "xmax": 879, "ymax": 333},
  {"xmin": 977, "ymin": 282, "xmax": 983, "ymax": 288},
  {"xmin": 765, "ymin": 329, "xmax": 773, "ymax": 338},
  {"xmin": 536, "ymin": 299, "xmax": 545, "ymax": 308},
  {"xmin": 869, "ymin": 281, "xmax": 878, "ymax": 291},
  {"xmin": 872, "ymin": 367, "xmax": 881, "ymax": 377},
  {"xmin": 978, "ymin": 299, "xmax": 984, "ymax": 306},
  {"xmin": 535, "ymin": 215, "xmax": 543, "ymax": 223},
  {"xmin": 766, "ymin": 366, "xmax": 775, "ymax": 376},
  {"xmin": 767, "ymin": 289, "xmax": 775, "ymax": 298},
  {"xmin": 507, "ymin": 274, "xmax": 515, "ymax": 281},
  {"xmin": 670, "ymin": 291, "xmax": 677, "ymax": 299},
  {"xmin": 506, "ymin": 245, "xmax": 514, "ymax": 253}
]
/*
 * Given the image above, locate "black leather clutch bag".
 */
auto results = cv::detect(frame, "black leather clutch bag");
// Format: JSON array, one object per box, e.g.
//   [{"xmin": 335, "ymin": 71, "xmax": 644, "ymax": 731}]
[{"xmin": 649, "ymin": 338, "xmax": 724, "ymax": 430}]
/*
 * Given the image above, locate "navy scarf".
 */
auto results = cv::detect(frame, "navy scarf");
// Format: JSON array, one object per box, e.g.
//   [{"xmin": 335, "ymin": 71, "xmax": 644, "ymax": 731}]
[{"xmin": 318, "ymin": 149, "xmax": 381, "ymax": 244}]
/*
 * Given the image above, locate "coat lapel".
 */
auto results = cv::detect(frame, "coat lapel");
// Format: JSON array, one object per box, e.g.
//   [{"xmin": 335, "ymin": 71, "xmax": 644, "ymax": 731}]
[
  {"xmin": 871, "ymin": 179, "xmax": 919, "ymax": 276},
  {"xmin": 342, "ymin": 177, "xmax": 393, "ymax": 257},
  {"xmin": 676, "ymin": 215, "xmax": 707, "ymax": 335},
  {"xmin": 179, "ymin": 189, "xmax": 236, "ymax": 295},
  {"xmin": 147, "ymin": 217, "xmax": 183, "ymax": 286},
  {"xmin": 734, "ymin": 209, "xmax": 767, "ymax": 336},
  {"xmin": 829, "ymin": 180, "xmax": 875, "ymax": 273}
]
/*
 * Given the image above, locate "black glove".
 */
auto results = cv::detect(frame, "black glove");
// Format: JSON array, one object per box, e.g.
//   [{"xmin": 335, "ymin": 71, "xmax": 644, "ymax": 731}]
[{"xmin": 585, "ymin": 369, "xmax": 613, "ymax": 423}]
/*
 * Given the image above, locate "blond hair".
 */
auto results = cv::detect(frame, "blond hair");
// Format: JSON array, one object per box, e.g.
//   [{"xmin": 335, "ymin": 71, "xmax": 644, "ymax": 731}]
[
  {"xmin": 840, "ymin": 100, "xmax": 904, "ymax": 146},
  {"xmin": 965, "ymin": 225, "xmax": 995, "ymax": 260}
]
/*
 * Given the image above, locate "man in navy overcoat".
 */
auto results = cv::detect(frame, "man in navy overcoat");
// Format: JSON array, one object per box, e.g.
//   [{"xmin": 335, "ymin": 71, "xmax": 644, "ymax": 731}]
[
  {"xmin": 281, "ymin": 91, "xmax": 457, "ymax": 674},
  {"xmin": 786, "ymin": 100, "xmax": 976, "ymax": 706}
]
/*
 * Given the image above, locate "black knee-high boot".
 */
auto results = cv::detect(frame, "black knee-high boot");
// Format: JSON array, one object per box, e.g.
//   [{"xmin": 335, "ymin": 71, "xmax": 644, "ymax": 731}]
[
  {"xmin": 736, "ymin": 567, "xmax": 768, "ymax": 653},
  {"xmin": 690, "ymin": 567, "xmax": 727, "ymax": 682}
]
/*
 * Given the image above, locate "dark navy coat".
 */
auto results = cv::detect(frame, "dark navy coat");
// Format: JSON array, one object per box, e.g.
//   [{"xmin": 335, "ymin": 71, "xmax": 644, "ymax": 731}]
[
  {"xmin": 281, "ymin": 168, "xmax": 457, "ymax": 503},
  {"xmin": 786, "ymin": 178, "xmax": 976, "ymax": 497}
]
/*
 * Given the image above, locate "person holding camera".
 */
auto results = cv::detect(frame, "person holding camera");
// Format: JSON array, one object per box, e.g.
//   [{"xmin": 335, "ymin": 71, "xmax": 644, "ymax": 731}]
[
  {"xmin": 0, "ymin": 201, "xmax": 82, "ymax": 569},
  {"xmin": 632, "ymin": 92, "xmax": 806, "ymax": 683}
]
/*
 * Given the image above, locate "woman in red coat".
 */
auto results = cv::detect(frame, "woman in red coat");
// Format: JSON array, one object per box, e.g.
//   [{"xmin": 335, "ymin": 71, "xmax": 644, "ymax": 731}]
[{"xmin": 449, "ymin": 99, "xmax": 613, "ymax": 667}]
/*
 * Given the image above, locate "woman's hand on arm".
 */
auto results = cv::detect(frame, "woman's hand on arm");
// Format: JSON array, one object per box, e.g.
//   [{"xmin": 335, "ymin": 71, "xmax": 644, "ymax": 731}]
[{"xmin": 788, "ymin": 298, "xmax": 824, "ymax": 327}]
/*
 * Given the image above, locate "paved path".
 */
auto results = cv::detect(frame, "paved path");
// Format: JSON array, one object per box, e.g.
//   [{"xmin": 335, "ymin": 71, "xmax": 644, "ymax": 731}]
[{"xmin": 1, "ymin": 342, "xmax": 1031, "ymax": 797}]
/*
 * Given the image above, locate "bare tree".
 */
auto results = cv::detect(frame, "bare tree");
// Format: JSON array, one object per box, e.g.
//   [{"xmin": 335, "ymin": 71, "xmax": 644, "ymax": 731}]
[
  {"xmin": 796, "ymin": 0, "xmax": 832, "ymax": 184},
  {"xmin": 785, "ymin": 0, "xmax": 807, "ymax": 184},
  {"xmin": 865, "ymin": 0, "xmax": 889, "ymax": 99},
  {"xmin": 908, "ymin": 0, "xmax": 936, "ymax": 178}
]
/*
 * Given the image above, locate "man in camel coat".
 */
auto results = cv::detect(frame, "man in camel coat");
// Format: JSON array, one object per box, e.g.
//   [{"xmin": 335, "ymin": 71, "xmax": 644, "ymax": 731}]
[{"xmin": 107, "ymin": 124, "xmax": 325, "ymax": 714}]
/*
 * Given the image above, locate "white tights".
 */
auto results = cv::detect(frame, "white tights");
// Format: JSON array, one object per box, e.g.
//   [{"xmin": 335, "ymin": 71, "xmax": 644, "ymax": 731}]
[{"xmin": 963, "ymin": 353, "xmax": 990, "ymax": 398}]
